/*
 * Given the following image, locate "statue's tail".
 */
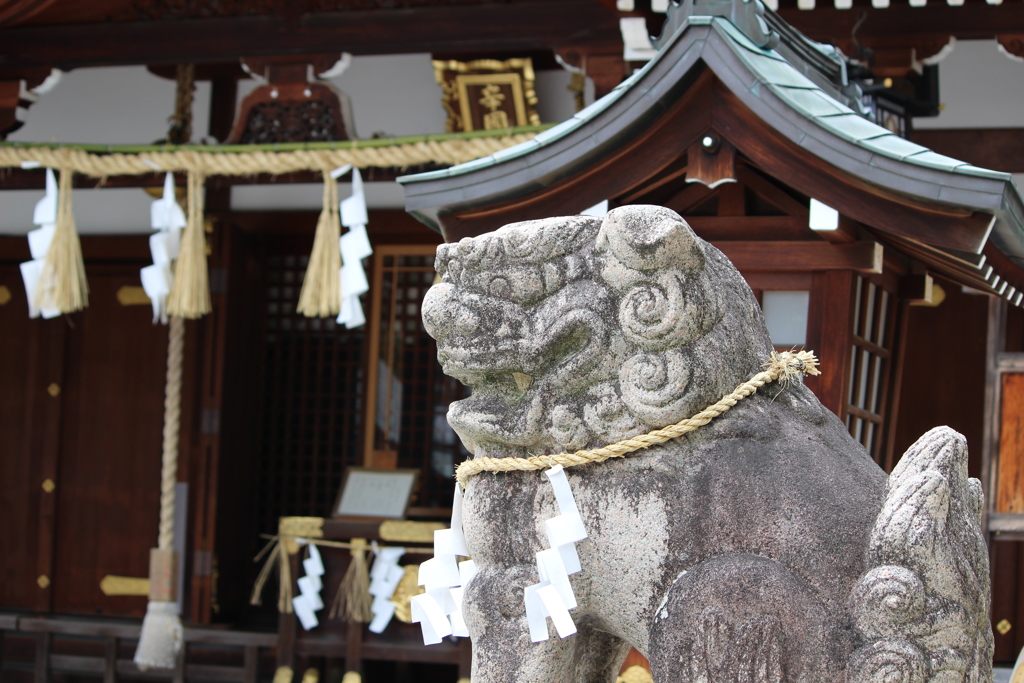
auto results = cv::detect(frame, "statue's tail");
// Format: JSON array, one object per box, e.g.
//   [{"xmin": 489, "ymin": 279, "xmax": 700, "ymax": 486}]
[{"xmin": 847, "ymin": 427, "xmax": 992, "ymax": 683}]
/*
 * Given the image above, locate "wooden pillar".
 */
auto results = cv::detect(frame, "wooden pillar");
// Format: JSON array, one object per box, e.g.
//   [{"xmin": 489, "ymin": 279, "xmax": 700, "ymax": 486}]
[
  {"xmin": 804, "ymin": 270, "xmax": 855, "ymax": 419},
  {"xmin": 208, "ymin": 76, "xmax": 239, "ymax": 144},
  {"xmin": 983, "ymin": 295, "xmax": 1007, "ymax": 525},
  {"xmin": 345, "ymin": 619, "xmax": 362, "ymax": 678}
]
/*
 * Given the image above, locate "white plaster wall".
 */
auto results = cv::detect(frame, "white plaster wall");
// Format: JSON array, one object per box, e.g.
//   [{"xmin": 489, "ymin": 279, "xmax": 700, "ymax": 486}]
[
  {"xmin": 535, "ymin": 69, "xmax": 581, "ymax": 123},
  {"xmin": 914, "ymin": 39, "xmax": 1024, "ymax": 130},
  {"xmin": 9, "ymin": 66, "xmax": 211, "ymax": 144},
  {"xmin": 232, "ymin": 181, "xmax": 406, "ymax": 211},
  {"xmin": 0, "ymin": 188, "xmax": 155, "ymax": 234}
]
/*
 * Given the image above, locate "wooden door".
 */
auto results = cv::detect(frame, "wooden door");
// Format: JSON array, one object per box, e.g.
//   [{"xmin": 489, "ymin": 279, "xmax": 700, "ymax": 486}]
[
  {"xmin": 0, "ymin": 264, "xmax": 61, "ymax": 611},
  {"xmin": 50, "ymin": 268, "xmax": 168, "ymax": 617},
  {"xmin": 0, "ymin": 237, "xmax": 169, "ymax": 618}
]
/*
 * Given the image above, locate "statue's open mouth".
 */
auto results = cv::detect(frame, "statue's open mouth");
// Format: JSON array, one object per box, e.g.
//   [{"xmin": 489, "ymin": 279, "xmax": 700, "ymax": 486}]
[{"xmin": 447, "ymin": 390, "xmax": 544, "ymax": 452}]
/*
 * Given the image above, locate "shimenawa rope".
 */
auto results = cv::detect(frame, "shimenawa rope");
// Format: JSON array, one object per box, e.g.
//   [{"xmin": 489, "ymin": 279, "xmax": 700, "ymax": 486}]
[
  {"xmin": 455, "ymin": 350, "xmax": 820, "ymax": 487},
  {"xmin": 0, "ymin": 133, "xmax": 540, "ymax": 177}
]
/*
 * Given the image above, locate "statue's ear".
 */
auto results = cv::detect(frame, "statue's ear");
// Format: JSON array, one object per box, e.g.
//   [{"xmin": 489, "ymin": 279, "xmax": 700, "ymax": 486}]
[
  {"xmin": 599, "ymin": 205, "xmax": 704, "ymax": 272},
  {"xmin": 435, "ymin": 243, "xmax": 452, "ymax": 278}
]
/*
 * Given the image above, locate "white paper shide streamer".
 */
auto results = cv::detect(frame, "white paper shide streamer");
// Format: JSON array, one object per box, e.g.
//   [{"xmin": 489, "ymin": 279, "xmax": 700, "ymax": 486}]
[
  {"xmin": 141, "ymin": 173, "xmax": 186, "ymax": 323},
  {"xmin": 292, "ymin": 541, "xmax": 326, "ymax": 631},
  {"xmin": 525, "ymin": 465, "xmax": 587, "ymax": 642},
  {"xmin": 411, "ymin": 487, "xmax": 476, "ymax": 645},
  {"xmin": 412, "ymin": 467, "xmax": 588, "ymax": 646},
  {"xmin": 368, "ymin": 545, "xmax": 406, "ymax": 633},
  {"xmin": 19, "ymin": 167, "xmax": 60, "ymax": 319},
  {"xmin": 335, "ymin": 166, "xmax": 372, "ymax": 329}
]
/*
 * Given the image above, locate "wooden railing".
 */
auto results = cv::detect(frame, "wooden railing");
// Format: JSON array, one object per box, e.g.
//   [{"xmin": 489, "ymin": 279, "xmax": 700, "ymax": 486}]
[{"xmin": 0, "ymin": 614, "xmax": 276, "ymax": 683}]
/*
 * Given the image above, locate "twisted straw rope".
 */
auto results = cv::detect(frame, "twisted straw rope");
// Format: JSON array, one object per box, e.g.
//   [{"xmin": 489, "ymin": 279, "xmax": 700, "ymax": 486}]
[
  {"xmin": 455, "ymin": 350, "xmax": 820, "ymax": 487},
  {"xmin": 158, "ymin": 316, "xmax": 185, "ymax": 551},
  {"xmin": 0, "ymin": 134, "xmax": 537, "ymax": 177}
]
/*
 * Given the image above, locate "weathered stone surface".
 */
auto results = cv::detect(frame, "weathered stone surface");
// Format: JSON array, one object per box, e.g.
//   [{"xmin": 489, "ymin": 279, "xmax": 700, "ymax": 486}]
[{"xmin": 421, "ymin": 205, "xmax": 991, "ymax": 682}]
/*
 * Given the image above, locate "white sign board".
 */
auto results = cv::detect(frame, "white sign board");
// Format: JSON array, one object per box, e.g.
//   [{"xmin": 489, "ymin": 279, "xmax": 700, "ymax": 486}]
[{"xmin": 335, "ymin": 468, "xmax": 418, "ymax": 519}]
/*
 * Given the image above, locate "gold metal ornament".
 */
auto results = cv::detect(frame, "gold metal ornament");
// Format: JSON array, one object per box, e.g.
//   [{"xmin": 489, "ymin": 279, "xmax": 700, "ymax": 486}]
[
  {"xmin": 41, "ymin": 479, "xmax": 55, "ymax": 493},
  {"xmin": 279, "ymin": 516, "xmax": 324, "ymax": 555},
  {"xmin": 390, "ymin": 565, "xmax": 425, "ymax": 623},
  {"xmin": 116, "ymin": 286, "xmax": 151, "ymax": 306},
  {"xmin": 998, "ymin": 618, "xmax": 1013, "ymax": 635},
  {"xmin": 100, "ymin": 575, "xmax": 150, "ymax": 596},
  {"xmin": 378, "ymin": 520, "xmax": 445, "ymax": 544}
]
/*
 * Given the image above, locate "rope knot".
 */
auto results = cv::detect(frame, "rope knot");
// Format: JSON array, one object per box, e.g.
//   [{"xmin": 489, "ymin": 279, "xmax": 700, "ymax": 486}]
[{"xmin": 765, "ymin": 350, "xmax": 820, "ymax": 384}]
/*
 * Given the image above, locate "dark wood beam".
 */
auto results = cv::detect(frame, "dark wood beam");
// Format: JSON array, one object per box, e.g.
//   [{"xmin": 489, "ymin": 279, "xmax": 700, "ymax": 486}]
[
  {"xmin": 0, "ymin": 2, "xmax": 621, "ymax": 74},
  {"xmin": 714, "ymin": 240, "xmax": 884, "ymax": 273},
  {"xmin": 910, "ymin": 128, "xmax": 1024, "ymax": 174},
  {"xmin": 779, "ymin": 3, "xmax": 1024, "ymax": 43}
]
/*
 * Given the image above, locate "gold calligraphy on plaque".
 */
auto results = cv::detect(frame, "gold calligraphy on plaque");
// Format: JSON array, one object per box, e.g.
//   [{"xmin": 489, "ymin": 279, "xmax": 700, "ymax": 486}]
[{"xmin": 432, "ymin": 58, "xmax": 540, "ymax": 133}]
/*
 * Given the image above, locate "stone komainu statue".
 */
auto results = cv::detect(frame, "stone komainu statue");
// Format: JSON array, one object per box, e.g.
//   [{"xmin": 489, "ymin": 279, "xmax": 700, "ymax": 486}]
[{"xmin": 421, "ymin": 205, "xmax": 992, "ymax": 683}]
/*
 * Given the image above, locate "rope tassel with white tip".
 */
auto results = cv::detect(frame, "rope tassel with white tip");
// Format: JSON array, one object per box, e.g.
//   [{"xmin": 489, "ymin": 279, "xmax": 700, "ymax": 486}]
[{"xmin": 134, "ymin": 316, "xmax": 185, "ymax": 670}]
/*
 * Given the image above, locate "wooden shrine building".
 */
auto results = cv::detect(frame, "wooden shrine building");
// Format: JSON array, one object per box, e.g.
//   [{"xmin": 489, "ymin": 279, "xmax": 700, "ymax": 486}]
[
  {"xmin": 400, "ymin": 0, "xmax": 1024, "ymax": 663},
  {"xmin": 3, "ymin": 0, "xmax": 1024, "ymax": 679}
]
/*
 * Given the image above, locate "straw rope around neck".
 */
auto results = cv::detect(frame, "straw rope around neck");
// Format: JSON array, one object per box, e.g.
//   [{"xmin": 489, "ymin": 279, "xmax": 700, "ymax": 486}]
[{"xmin": 454, "ymin": 350, "xmax": 820, "ymax": 487}]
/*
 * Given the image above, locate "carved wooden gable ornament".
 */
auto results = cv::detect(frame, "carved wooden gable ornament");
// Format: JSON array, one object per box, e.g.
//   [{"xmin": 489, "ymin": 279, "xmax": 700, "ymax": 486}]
[{"xmin": 432, "ymin": 58, "xmax": 540, "ymax": 133}]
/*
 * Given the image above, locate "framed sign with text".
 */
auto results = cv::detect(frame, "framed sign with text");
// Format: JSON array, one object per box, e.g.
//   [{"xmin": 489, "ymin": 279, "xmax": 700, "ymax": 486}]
[{"xmin": 333, "ymin": 467, "xmax": 419, "ymax": 519}]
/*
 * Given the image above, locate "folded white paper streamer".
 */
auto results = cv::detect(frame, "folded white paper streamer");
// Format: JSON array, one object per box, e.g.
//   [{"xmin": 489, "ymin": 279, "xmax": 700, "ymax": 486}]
[
  {"xmin": 21, "ymin": 169, "xmax": 60, "ymax": 319},
  {"xmin": 140, "ymin": 173, "xmax": 186, "ymax": 323},
  {"xmin": 524, "ymin": 465, "xmax": 587, "ymax": 643},
  {"xmin": 292, "ymin": 540, "xmax": 325, "ymax": 631},
  {"xmin": 368, "ymin": 545, "xmax": 406, "ymax": 634},
  {"xmin": 413, "ymin": 487, "xmax": 473, "ymax": 644},
  {"xmin": 336, "ymin": 168, "xmax": 372, "ymax": 329}
]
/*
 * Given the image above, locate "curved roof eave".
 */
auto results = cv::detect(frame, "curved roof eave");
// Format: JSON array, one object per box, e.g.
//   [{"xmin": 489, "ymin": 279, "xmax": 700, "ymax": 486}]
[{"xmin": 399, "ymin": 16, "xmax": 1024, "ymax": 263}]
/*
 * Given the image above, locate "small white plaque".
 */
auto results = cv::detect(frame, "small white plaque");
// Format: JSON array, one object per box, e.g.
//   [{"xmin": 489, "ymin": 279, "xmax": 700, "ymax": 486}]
[{"xmin": 335, "ymin": 468, "xmax": 418, "ymax": 519}]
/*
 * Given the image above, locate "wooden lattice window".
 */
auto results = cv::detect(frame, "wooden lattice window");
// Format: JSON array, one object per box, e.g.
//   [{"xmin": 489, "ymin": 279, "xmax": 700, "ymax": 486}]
[
  {"xmin": 845, "ymin": 275, "xmax": 898, "ymax": 464},
  {"xmin": 256, "ymin": 253, "xmax": 366, "ymax": 533},
  {"xmin": 364, "ymin": 245, "xmax": 470, "ymax": 513}
]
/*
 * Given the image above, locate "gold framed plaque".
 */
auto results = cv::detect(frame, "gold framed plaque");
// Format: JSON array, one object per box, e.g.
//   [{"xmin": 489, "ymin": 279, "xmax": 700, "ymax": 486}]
[{"xmin": 433, "ymin": 58, "xmax": 540, "ymax": 133}]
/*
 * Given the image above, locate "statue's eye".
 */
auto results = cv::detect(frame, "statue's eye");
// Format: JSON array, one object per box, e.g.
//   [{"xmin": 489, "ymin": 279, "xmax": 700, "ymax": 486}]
[{"xmin": 488, "ymin": 277, "xmax": 511, "ymax": 298}]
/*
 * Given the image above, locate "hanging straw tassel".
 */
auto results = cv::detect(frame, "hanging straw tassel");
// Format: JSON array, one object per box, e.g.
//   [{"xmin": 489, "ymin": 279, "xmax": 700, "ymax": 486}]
[
  {"xmin": 135, "ymin": 316, "xmax": 186, "ymax": 670},
  {"xmin": 250, "ymin": 536, "xmax": 294, "ymax": 614},
  {"xmin": 296, "ymin": 170, "xmax": 341, "ymax": 317},
  {"xmin": 330, "ymin": 538, "xmax": 372, "ymax": 622},
  {"xmin": 166, "ymin": 171, "xmax": 211, "ymax": 319},
  {"xmin": 36, "ymin": 167, "xmax": 88, "ymax": 314}
]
